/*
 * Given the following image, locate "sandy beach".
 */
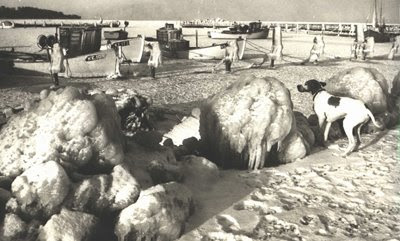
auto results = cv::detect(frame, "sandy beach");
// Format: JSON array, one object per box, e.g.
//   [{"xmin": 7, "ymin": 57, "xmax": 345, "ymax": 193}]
[{"xmin": 1, "ymin": 27, "xmax": 400, "ymax": 240}]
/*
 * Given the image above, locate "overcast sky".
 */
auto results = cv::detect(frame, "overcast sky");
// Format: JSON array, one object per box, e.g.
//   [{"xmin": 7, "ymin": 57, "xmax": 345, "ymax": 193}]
[{"xmin": 2, "ymin": 0, "xmax": 400, "ymax": 23}]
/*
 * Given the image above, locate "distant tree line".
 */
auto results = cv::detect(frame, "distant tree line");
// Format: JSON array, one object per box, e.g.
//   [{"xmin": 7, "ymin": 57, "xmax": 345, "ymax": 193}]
[{"xmin": 0, "ymin": 6, "xmax": 81, "ymax": 19}]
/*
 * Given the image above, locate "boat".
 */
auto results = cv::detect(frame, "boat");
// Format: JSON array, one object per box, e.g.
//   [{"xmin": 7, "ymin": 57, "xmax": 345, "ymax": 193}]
[
  {"xmin": 154, "ymin": 23, "xmax": 247, "ymax": 60},
  {"xmin": 104, "ymin": 21, "xmax": 130, "ymax": 40},
  {"xmin": 364, "ymin": 0, "xmax": 399, "ymax": 43},
  {"xmin": 208, "ymin": 21, "xmax": 269, "ymax": 39},
  {"xmin": 163, "ymin": 38, "xmax": 247, "ymax": 60},
  {"xmin": 364, "ymin": 29, "xmax": 391, "ymax": 43},
  {"xmin": 1, "ymin": 20, "xmax": 14, "ymax": 29},
  {"xmin": 104, "ymin": 29, "xmax": 129, "ymax": 40},
  {"xmin": 2, "ymin": 26, "xmax": 145, "ymax": 78}
]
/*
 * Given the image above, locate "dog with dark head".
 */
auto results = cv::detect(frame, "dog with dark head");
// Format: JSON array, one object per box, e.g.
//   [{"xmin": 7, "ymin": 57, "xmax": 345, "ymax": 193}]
[{"xmin": 297, "ymin": 79, "xmax": 383, "ymax": 156}]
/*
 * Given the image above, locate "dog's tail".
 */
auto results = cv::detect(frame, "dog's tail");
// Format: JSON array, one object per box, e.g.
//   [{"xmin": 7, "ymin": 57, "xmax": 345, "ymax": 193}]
[{"xmin": 365, "ymin": 106, "xmax": 384, "ymax": 129}]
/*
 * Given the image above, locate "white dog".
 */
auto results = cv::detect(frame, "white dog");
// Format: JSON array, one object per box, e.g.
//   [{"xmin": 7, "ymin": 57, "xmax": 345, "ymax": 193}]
[{"xmin": 297, "ymin": 79, "xmax": 383, "ymax": 155}]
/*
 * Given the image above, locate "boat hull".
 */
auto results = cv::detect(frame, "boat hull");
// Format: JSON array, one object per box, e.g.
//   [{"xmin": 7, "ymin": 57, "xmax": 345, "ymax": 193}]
[
  {"xmin": 12, "ymin": 49, "xmax": 117, "ymax": 77},
  {"xmin": 364, "ymin": 29, "xmax": 391, "ymax": 43},
  {"xmin": 104, "ymin": 30, "xmax": 128, "ymax": 40},
  {"xmin": 163, "ymin": 39, "xmax": 246, "ymax": 60},
  {"xmin": 11, "ymin": 36, "xmax": 145, "ymax": 78},
  {"xmin": 209, "ymin": 29, "xmax": 269, "ymax": 39},
  {"xmin": 110, "ymin": 36, "xmax": 145, "ymax": 63}
]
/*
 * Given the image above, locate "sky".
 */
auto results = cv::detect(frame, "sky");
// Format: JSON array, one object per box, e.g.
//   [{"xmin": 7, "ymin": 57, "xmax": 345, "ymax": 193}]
[{"xmin": 2, "ymin": 0, "xmax": 400, "ymax": 23}]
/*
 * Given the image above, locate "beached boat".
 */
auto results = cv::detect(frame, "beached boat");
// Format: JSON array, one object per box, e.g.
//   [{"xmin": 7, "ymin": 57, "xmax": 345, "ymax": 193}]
[
  {"xmin": 163, "ymin": 38, "xmax": 247, "ymax": 60},
  {"xmin": 104, "ymin": 22, "xmax": 130, "ymax": 40},
  {"xmin": 3, "ymin": 30, "xmax": 145, "ymax": 77},
  {"xmin": 154, "ymin": 23, "xmax": 247, "ymax": 60},
  {"xmin": 1, "ymin": 20, "xmax": 14, "ymax": 29},
  {"xmin": 104, "ymin": 29, "xmax": 129, "ymax": 40},
  {"xmin": 208, "ymin": 21, "xmax": 269, "ymax": 39}
]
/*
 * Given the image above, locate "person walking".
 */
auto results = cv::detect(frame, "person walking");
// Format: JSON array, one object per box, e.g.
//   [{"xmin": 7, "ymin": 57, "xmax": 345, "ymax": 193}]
[
  {"xmin": 145, "ymin": 42, "xmax": 162, "ymax": 78},
  {"xmin": 212, "ymin": 39, "xmax": 239, "ymax": 73},
  {"xmin": 48, "ymin": 41, "xmax": 65, "ymax": 88}
]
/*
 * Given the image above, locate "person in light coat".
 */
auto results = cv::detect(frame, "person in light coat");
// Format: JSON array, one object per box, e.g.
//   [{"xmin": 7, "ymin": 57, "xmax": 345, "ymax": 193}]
[{"xmin": 145, "ymin": 42, "xmax": 162, "ymax": 78}]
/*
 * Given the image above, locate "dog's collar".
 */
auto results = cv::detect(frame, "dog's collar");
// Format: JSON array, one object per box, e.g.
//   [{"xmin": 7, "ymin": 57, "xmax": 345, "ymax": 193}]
[{"xmin": 312, "ymin": 89, "xmax": 325, "ymax": 101}]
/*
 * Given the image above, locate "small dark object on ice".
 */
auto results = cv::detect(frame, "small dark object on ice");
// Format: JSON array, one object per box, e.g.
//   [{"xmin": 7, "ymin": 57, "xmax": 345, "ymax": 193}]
[{"xmin": 118, "ymin": 95, "xmax": 153, "ymax": 136}]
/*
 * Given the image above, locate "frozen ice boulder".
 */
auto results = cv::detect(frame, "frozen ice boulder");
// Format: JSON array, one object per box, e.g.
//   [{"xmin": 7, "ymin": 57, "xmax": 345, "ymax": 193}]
[
  {"xmin": 37, "ymin": 208, "xmax": 98, "ymax": 241},
  {"xmin": 326, "ymin": 67, "xmax": 390, "ymax": 114},
  {"xmin": 200, "ymin": 75, "xmax": 310, "ymax": 170},
  {"xmin": 1, "ymin": 213, "xmax": 27, "ymax": 241},
  {"xmin": 326, "ymin": 67, "xmax": 399, "ymax": 129},
  {"xmin": 65, "ymin": 164, "xmax": 140, "ymax": 215},
  {"xmin": 115, "ymin": 182, "xmax": 193, "ymax": 241},
  {"xmin": 179, "ymin": 155, "xmax": 219, "ymax": 191},
  {"xmin": 11, "ymin": 161, "xmax": 70, "ymax": 219},
  {"xmin": 0, "ymin": 86, "xmax": 125, "ymax": 177}
]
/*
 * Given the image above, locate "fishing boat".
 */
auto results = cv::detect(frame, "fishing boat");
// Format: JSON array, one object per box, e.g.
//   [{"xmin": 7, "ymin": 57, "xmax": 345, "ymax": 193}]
[
  {"xmin": 104, "ymin": 29, "xmax": 129, "ymax": 40},
  {"xmin": 208, "ymin": 21, "xmax": 269, "ymax": 39},
  {"xmin": 163, "ymin": 38, "xmax": 247, "ymax": 60},
  {"xmin": 104, "ymin": 21, "xmax": 130, "ymax": 40},
  {"xmin": 154, "ymin": 23, "xmax": 247, "ymax": 60},
  {"xmin": 2, "ymin": 26, "xmax": 145, "ymax": 78},
  {"xmin": 364, "ymin": 0, "xmax": 398, "ymax": 43}
]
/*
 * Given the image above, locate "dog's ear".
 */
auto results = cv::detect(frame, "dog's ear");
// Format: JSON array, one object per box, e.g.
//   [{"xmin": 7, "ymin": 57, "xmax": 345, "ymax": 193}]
[
  {"xmin": 319, "ymin": 81, "xmax": 326, "ymax": 87},
  {"xmin": 297, "ymin": 85, "xmax": 306, "ymax": 92}
]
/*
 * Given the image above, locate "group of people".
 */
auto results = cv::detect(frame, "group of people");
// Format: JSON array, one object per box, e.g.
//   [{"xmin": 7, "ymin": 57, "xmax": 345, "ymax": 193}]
[{"xmin": 47, "ymin": 30, "xmax": 400, "ymax": 87}]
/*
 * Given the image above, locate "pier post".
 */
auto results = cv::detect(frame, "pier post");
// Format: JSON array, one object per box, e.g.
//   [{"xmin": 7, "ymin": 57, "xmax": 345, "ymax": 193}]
[
  {"xmin": 195, "ymin": 30, "xmax": 198, "ymax": 48},
  {"xmin": 321, "ymin": 23, "xmax": 325, "ymax": 32},
  {"xmin": 307, "ymin": 24, "xmax": 310, "ymax": 32},
  {"xmin": 270, "ymin": 25, "xmax": 283, "ymax": 67},
  {"xmin": 296, "ymin": 23, "xmax": 299, "ymax": 33},
  {"xmin": 338, "ymin": 24, "xmax": 343, "ymax": 36},
  {"xmin": 355, "ymin": 24, "xmax": 365, "ymax": 43},
  {"xmin": 285, "ymin": 23, "xmax": 288, "ymax": 32},
  {"xmin": 350, "ymin": 24, "xmax": 355, "ymax": 35}
]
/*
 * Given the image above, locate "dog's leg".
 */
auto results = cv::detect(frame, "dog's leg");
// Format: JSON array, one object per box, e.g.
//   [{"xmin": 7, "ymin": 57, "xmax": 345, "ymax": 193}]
[
  {"xmin": 318, "ymin": 114, "xmax": 326, "ymax": 129},
  {"xmin": 356, "ymin": 122, "xmax": 365, "ymax": 144},
  {"xmin": 317, "ymin": 114, "xmax": 327, "ymax": 146},
  {"xmin": 342, "ymin": 117, "xmax": 356, "ymax": 156},
  {"xmin": 355, "ymin": 118, "xmax": 368, "ymax": 150},
  {"xmin": 323, "ymin": 122, "xmax": 332, "ymax": 142}
]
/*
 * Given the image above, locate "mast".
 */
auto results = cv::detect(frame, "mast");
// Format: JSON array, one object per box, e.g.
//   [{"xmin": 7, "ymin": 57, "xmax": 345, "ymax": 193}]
[
  {"xmin": 379, "ymin": 0, "xmax": 383, "ymax": 26},
  {"xmin": 372, "ymin": 0, "xmax": 377, "ymax": 28}
]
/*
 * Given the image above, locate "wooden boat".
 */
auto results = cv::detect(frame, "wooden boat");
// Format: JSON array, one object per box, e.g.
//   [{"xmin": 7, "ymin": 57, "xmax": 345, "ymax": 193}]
[
  {"xmin": 208, "ymin": 22, "xmax": 269, "ymax": 39},
  {"xmin": 6, "ymin": 36, "xmax": 145, "ymax": 78},
  {"xmin": 364, "ymin": 29, "xmax": 391, "ymax": 43},
  {"xmin": 363, "ymin": 0, "xmax": 397, "ymax": 43},
  {"xmin": 162, "ymin": 38, "xmax": 247, "ymax": 60},
  {"xmin": 104, "ymin": 29, "xmax": 129, "ymax": 40},
  {"xmin": 154, "ymin": 23, "xmax": 247, "ymax": 60}
]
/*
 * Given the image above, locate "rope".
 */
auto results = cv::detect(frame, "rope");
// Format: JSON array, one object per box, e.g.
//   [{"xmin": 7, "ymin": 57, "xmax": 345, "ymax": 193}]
[{"xmin": 247, "ymin": 40, "xmax": 271, "ymax": 52}]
